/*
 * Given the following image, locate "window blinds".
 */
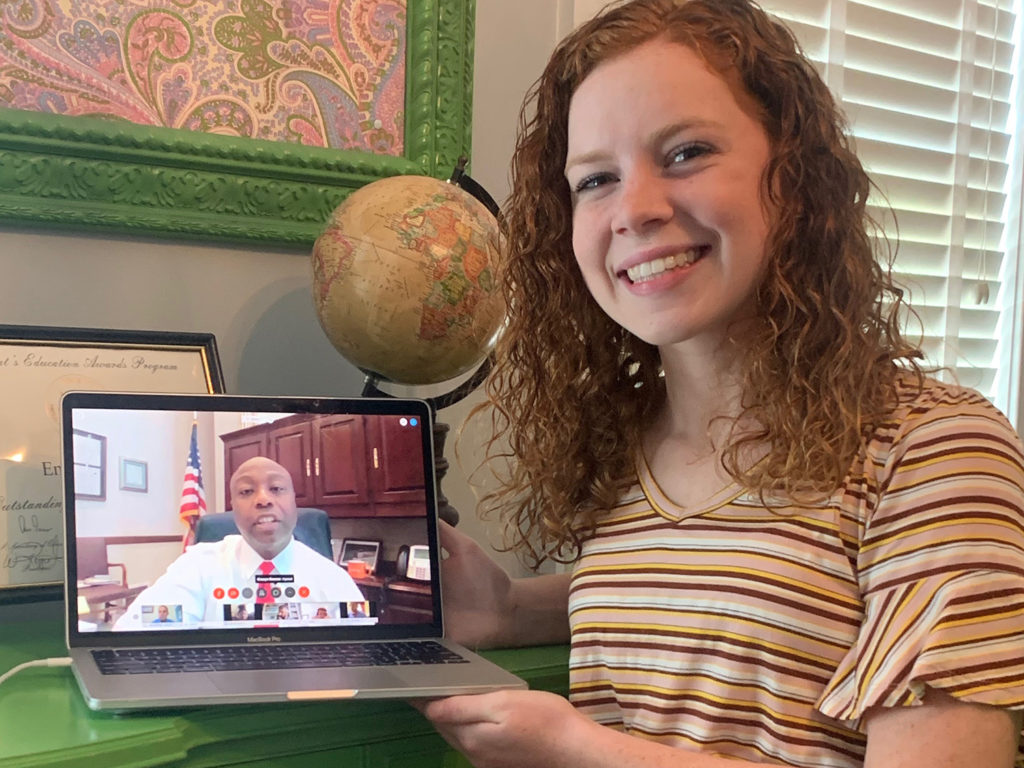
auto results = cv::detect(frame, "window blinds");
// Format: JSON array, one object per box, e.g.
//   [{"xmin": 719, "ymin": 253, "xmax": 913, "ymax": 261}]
[{"xmin": 762, "ymin": 0, "xmax": 1022, "ymax": 422}]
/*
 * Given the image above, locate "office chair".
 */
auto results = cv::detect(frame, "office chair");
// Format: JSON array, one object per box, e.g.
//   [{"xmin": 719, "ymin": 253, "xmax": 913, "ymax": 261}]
[
  {"xmin": 193, "ymin": 508, "xmax": 333, "ymax": 560},
  {"xmin": 76, "ymin": 537, "xmax": 128, "ymax": 587}
]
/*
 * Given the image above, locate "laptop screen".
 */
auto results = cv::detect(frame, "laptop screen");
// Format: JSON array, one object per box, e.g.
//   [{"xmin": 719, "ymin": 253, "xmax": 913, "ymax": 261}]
[{"xmin": 61, "ymin": 391, "xmax": 441, "ymax": 646}]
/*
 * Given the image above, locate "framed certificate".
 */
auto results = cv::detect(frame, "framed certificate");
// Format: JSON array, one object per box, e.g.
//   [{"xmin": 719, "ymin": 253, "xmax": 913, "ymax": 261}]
[{"xmin": 0, "ymin": 325, "xmax": 224, "ymax": 602}]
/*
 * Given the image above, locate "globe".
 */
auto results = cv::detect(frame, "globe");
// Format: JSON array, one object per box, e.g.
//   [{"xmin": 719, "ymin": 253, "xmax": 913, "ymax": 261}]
[{"xmin": 311, "ymin": 174, "xmax": 504, "ymax": 387}]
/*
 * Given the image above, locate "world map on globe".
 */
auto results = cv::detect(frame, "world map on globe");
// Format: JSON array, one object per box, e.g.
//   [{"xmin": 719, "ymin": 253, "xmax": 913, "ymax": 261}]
[{"xmin": 312, "ymin": 174, "xmax": 504, "ymax": 386}]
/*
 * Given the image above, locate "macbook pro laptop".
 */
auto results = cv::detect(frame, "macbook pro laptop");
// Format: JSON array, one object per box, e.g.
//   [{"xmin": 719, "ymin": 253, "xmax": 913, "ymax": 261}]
[{"xmin": 61, "ymin": 390, "xmax": 526, "ymax": 710}]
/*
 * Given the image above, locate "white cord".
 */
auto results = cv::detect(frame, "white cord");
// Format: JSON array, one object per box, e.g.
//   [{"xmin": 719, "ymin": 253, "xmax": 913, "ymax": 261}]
[{"xmin": 0, "ymin": 657, "xmax": 73, "ymax": 687}]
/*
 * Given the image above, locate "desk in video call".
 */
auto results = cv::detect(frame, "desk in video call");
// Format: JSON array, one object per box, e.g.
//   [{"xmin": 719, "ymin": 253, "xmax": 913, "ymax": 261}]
[{"xmin": 0, "ymin": 601, "xmax": 570, "ymax": 768}]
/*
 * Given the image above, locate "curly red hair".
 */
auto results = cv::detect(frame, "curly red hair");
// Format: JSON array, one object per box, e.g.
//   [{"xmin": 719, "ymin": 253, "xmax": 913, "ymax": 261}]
[{"xmin": 471, "ymin": 0, "xmax": 921, "ymax": 567}]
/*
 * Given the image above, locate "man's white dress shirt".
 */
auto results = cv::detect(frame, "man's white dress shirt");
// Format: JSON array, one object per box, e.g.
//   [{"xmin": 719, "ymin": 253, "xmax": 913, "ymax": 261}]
[{"xmin": 114, "ymin": 535, "xmax": 363, "ymax": 628}]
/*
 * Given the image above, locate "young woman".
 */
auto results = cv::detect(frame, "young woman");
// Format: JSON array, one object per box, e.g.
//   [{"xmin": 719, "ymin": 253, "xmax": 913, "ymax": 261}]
[{"xmin": 419, "ymin": 1, "xmax": 1024, "ymax": 766}]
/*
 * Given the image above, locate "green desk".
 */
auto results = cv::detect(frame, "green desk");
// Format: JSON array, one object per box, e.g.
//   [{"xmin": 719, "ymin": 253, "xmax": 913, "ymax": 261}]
[{"xmin": 0, "ymin": 601, "xmax": 570, "ymax": 767}]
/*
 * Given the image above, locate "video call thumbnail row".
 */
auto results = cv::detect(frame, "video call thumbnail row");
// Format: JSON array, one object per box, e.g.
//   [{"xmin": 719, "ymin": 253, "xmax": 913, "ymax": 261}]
[{"xmin": 138, "ymin": 601, "xmax": 374, "ymax": 624}]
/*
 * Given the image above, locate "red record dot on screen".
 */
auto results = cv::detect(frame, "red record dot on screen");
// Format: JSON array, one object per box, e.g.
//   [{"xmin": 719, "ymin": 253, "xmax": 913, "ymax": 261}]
[
  {"xmin": 299, "ymin": 586, "xmax": 310, "ymax": 598},
  {"xmin": 228, "ymin": 588, "xmax": 239, "ymax": 599},
  {"xmin": 213, "ymin": 588, "xmax": 225, "ymax": 599}
]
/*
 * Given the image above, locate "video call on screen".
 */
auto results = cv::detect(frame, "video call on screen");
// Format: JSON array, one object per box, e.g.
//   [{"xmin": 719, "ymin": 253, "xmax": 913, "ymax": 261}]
[{"xmin": 70, "ymin": 406, "xmax": 433, "ymax": 633}]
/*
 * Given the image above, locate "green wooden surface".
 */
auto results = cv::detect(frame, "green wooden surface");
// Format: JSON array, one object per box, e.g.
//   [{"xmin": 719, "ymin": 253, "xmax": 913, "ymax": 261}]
[{"xmin": 0, "ymin": 603, "xmax": 569, "ymax": 767}]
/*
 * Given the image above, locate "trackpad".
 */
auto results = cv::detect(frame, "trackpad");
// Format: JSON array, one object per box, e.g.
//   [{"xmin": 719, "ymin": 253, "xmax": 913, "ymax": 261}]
[{"xmin": 209, "ymin": 667, "xmax": 403, "ymax": 694}]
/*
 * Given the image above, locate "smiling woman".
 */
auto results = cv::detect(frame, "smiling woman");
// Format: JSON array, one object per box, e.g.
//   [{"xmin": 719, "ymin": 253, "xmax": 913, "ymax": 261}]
[
  {"xmin": 419, "ymin": 1, "xmax": 1024, "ymax": 767},
  {"xmin": 565, "ymin": 41, "xmax": 771, "ymax": 350}
]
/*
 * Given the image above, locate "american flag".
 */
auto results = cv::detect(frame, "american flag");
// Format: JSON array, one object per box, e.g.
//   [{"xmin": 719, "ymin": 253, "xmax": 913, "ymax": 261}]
[{"xmin": 178, "ymin": 422, "xmax": 206, "ymax": 549}]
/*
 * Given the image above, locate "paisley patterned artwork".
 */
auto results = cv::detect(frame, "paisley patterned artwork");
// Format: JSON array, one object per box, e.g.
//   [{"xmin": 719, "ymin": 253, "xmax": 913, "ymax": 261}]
[{"xmin": 0, "ymin": 0, "xmax": 406, "ymax": 154}]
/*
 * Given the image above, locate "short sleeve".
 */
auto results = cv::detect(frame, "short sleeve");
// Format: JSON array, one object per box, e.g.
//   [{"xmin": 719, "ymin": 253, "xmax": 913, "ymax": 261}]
[{"xmin": 818, "ymin": 389, "xmax": 1024, "ymax": 724}]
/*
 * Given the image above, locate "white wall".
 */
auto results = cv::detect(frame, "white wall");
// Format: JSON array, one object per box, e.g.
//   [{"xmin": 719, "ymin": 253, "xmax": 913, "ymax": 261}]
[
  {"xmin": 0, "ymin": 1, "xmax": 568, "ymax": 580},
  {"xmin": 569, "ymin": 0, "xmax": 608, "ymax": 28},
  {"xmin": 72, "ymin": 409, "xmax": 192, "ymax": 537}
]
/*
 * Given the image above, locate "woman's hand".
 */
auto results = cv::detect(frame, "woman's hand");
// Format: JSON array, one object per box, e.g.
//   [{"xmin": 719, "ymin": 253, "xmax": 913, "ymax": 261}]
[
  {"xmin": 416, "ymin": 691, "xmax": 715, "ymax": 768},
  {"xmin": 438, "ymin": 521, "xmax": 572, "ymax": 649},
  {"xmin": 437, "ymin": 520, "xmax": 516, "ymax": 648},
  {"xmin": 416, "ymin": 690, "xmax": 591, "ymax": 768}
]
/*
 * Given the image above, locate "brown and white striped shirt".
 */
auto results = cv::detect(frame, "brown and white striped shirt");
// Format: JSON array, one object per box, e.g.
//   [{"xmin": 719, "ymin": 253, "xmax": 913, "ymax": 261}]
[{"xmin": 569, "ymin": 378, "xmax": 1024, "ymax": 767}]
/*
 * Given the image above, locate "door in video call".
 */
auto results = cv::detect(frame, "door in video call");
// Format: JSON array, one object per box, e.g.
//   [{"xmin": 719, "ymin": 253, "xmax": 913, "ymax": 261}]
[{"xmin": 66, "ymin": 400, "xmax": 436, "ymax": 635}]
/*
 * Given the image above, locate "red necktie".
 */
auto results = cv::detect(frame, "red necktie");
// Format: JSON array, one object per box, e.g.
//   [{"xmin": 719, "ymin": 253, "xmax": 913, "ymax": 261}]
[{"xmin": 256, "ymin": 560, "xmax": 275, "ymax": 604}]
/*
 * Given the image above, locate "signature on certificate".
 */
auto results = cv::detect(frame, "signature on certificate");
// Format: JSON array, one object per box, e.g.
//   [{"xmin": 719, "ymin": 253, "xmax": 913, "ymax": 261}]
[{"xmin": 0, "ymin": 535, "xmax": 63, "ymax": 572}]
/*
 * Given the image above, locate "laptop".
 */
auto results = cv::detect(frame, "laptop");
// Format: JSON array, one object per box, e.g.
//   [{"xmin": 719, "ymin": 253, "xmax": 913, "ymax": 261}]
[{"xmin": 61, "ymin": 390, "xmax": 526, "ymax": 710}]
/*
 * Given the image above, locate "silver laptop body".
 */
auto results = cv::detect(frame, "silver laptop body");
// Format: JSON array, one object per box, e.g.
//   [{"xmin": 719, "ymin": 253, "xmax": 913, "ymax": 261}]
[{"xmin": 61, "ymin": 391, "xmax": 525, "ymax": 710}]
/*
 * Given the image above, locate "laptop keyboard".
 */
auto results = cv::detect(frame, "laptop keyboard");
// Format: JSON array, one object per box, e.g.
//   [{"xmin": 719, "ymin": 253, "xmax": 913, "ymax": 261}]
[{"xmin": 92, "ymin": 641, "xmax": 470, "ymax": 675}]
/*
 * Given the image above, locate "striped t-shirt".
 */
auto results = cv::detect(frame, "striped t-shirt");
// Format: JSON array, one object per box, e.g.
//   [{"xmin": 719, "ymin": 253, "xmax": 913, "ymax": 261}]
[{"xmin": 569, "ymin": 378, "xmax": 1024, "ymax": 767}]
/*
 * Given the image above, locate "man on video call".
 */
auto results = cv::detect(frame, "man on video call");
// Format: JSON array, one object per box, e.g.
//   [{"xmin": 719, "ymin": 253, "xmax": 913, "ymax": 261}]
[{"xmin": 115, "ymin": 456, "xmax": 363, "ymax": 628}]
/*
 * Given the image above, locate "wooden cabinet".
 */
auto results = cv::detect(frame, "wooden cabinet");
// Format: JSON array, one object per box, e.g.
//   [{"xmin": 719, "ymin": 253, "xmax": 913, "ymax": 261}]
[
  {"xmin": 268, "ymin": 419, "xmax": 316, "ymax": 507},
  {"xmin": 383, "ymin": 580, "xmax": 434, "ymax": 623},
  {"xmin": 220, "ymin": 414, "xmax": 427, "ymax": 518},
  {"xmin": 371, "ymin": 417, "xmax": 429, "ymax": 508},
  {"xmin": 221, "ymin": 431, "xmax": 265, "ymax": 505},
  {"xmin": 311, "ymin": 414, "xmax": 371, "ymax": 508},
  {"xmin": 352, "ymin": 575, "xmax": 433, "ymax": 624}
]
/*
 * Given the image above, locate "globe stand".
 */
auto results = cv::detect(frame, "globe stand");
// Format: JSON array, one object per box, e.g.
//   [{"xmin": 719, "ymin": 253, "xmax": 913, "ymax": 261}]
[
  {"xmin": 361, "ymin": 357, "xmax": 491, "ymax": 527},
  {"xmin": 334, "ymin": 159, "xmax": 500, "ymax": 528},
  {"xmin": 429, "ymin": 421, "xmax": 457, "ymax": 527}
]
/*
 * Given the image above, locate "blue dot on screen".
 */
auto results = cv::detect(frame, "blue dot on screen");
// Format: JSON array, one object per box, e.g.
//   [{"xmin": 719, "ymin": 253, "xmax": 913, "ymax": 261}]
[{"xmin": 410, "ymin": 418, "xmax": 418, "ymax": 426}]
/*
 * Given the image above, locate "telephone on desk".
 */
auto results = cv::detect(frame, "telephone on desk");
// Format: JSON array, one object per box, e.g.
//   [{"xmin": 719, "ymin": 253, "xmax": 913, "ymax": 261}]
[
  {"xmin": 395, "ymin": 544, "xmax": 431, "ymax": 582},
  {"xmin": 346, "ymin": 546, "xmax": 430, "ymax": 623}
]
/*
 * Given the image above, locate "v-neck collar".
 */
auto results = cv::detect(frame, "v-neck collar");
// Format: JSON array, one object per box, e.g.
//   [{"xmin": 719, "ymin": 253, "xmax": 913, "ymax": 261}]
[{"xmin": 637, "ymin": 450, "xmax": 746, "ymax": 522}]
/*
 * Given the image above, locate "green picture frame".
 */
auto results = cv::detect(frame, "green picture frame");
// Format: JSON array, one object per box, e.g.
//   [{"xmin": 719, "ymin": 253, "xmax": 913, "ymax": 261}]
[{"xmin": 0, "ymin": 0, "xmax": 475, "ymax": 250}]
